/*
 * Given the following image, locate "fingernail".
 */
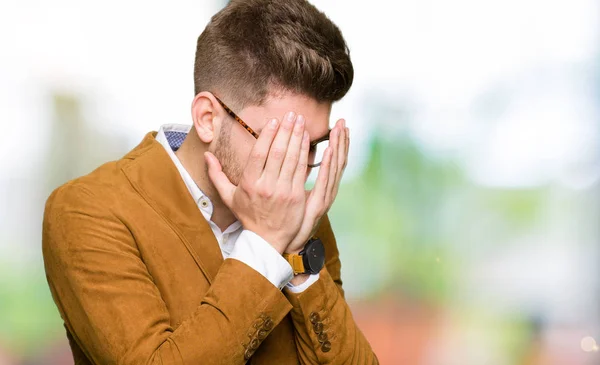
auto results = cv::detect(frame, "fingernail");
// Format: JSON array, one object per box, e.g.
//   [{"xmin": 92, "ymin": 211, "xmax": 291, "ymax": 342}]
[
  {"xmin": 288, "ymin": 112, "xmax": 296, "ymax": 122},
  {"xmin": 303, "ymin": 131, "xmax": 309, "ymax": 142},
  {"xmin": 297, "ymin": 115, "xmax": 304, "ymax": 126},
  {"xmin": 270, "ymin": 118, "xmax": 278, "ymax": 128}
]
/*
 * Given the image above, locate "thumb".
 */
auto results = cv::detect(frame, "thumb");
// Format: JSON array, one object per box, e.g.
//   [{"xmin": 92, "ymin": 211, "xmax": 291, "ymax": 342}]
[{"xmin": 204, "ymin": 151, "xmax": 235, "ymax": 207}]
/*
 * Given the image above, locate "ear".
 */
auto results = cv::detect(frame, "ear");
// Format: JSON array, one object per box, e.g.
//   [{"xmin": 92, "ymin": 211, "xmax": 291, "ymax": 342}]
[{"xmin": 191, "ymin": 91, "xmax": 221, "ymax": 144}]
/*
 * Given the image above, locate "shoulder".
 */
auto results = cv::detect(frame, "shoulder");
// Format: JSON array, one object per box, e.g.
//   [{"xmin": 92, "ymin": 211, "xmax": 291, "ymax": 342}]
[
  {"xmin": 44, "ymin": 130, "xmax": 160, "ymax": 217},
  {"xmin": 45, "ymin": 160, "xmax": 125, "ymax": 215}
]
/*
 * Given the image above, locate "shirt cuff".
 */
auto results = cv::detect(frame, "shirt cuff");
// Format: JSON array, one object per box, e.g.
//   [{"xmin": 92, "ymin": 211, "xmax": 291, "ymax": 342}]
[
  {"xmin": 285, "ymin": 273, "xmax": 320, "ymax": 293},
  {"xmin": 229, "ymin": 230, "xmax": 294, "ymax": 289}
]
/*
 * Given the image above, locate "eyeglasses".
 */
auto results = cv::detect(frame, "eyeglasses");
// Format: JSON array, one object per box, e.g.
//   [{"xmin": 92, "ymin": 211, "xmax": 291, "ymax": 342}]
[{"xmin": 214, "ymin": 95, "xmax": 330, "ymax": 168}]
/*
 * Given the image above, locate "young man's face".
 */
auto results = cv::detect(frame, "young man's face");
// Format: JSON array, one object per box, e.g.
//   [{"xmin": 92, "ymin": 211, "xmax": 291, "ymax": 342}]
[{"xmin": 214, "ymin": 91, "xmax": 332, "ymax": 186}]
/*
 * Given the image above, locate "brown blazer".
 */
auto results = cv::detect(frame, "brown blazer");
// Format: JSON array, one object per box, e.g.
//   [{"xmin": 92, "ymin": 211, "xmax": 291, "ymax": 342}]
[{"xmin": 42, "ymin": 132, "xmax": 377, "ymax": 364}]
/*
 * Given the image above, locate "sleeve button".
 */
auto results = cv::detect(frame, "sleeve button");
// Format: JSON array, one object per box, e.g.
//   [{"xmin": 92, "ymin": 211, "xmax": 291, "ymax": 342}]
[
  {"xmin": 254, "ymin": 318, "xmax": 265, "ymax": 328},
  {"xmin": 318, "ymin": 332, "xmax": 328, "ymax": 343},
  {"xmin": 249, "ymin": 338, "xmax": 260, "ymax": 350},
  {"xmin": 321, "ymin": 340, "xmax": 332, "ymax": 352},
  {"xmin": 313, "ymin": 322, "xmax": 324, "ymax": 334},
  {"xmin": 263, "ymin": 317, "xmax": 274, "ymax": 331},
  {"xmin": 257, "ymin": 329, "xmax": 268, "ymax": 340},
  {"xmin": 309, "ymin": 312, "xmax": 321, "ymax": 324}
]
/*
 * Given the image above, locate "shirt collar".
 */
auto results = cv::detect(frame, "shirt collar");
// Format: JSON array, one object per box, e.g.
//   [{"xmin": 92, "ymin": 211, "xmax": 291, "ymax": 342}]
[{"xmin": 155, "ymin": 124, "xmax": 215, "ymax": 217}]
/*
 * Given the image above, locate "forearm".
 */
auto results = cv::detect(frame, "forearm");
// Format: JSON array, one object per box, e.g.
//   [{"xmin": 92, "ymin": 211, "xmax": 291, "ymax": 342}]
[
  {"xmin": 290, "ymin": 273, "xmax": 311, "ymax": 286},
  {"xmin": 155, "ymin": 259, "xmax": 293, "ymax": 364},
  {"xmin": 283, "ymin": 267, "xmax": 378, "ymax": 364},
  {"xmin": 50, "ymin": 257, "xmax": 292, "ymax": 365}
]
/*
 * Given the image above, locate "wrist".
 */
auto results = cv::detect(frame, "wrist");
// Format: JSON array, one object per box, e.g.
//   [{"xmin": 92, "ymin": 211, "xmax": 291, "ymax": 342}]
[
  {"xmin": 283, "ymin": 237, "xmax": 325, "ymax": 275},
  {"xmin": 284, "ymin": 246, "xmax": 303, "ymax": 255},
  {"xmin": 289, "ymin": 273, "xmax": 310, "ymax": 286},
  {"xmin": 285, "ymin": 236, "xmax": 309, "ymax": 255},
  {"xmin": 252, "ymin": 231, "xmax": 290, "ymax": 255}
]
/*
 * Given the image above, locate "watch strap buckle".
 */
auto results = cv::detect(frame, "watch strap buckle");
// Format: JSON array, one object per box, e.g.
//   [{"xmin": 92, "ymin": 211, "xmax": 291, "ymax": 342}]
[{"xmin": 283, "ymin": 253, "xmax": 306, "ymax": 275}]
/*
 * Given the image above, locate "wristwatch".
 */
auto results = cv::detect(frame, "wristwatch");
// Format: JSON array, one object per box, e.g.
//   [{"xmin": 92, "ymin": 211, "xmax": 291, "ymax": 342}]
[{"xmin": 283, "ymin": 237, "xmax": 325, "ymax": 275}]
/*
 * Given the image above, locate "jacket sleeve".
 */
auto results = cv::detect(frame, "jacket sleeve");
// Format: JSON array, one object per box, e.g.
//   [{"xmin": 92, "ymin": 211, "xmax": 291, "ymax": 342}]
[
  {"xmin": 42, "ymin": 184, "xmax": 292, "ymax": 365},
  {"xmin": 283, "ymin": 216, "xmax": 379, "ymax": 364}
]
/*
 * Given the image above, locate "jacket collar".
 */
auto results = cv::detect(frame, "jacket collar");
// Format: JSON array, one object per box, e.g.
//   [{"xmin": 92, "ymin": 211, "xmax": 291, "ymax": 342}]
[{"xmin": 121, "ymin": 132, "xmax": 224, "ymax": 284}]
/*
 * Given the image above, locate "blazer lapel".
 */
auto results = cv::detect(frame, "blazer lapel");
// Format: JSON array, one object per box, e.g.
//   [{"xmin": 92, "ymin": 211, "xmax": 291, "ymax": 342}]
[{"xmin": 121, "ymin": 132, "xmax": 224, "ymax": 284}]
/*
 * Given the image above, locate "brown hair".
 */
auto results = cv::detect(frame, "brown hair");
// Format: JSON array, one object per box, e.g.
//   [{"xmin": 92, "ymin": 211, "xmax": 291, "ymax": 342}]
[{"xmin": 193, "ymin": 0, "xmax": 354, "ymax": 110}]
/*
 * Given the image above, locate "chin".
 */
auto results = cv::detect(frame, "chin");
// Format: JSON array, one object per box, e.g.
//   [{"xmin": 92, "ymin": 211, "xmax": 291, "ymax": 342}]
[{"xmin": 222, "ymin": 163, "xmax": 243, "ymax": 187}]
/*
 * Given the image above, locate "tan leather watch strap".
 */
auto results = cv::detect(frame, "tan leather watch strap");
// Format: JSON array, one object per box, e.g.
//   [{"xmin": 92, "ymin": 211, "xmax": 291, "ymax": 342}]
[{"xmin": 282, "ymin": 253, "xmax": 305, "ymax": 275}]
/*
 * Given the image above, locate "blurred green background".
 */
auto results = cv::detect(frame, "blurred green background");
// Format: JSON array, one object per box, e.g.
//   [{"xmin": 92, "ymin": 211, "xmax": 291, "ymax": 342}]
[{"xmin": 0, "ymin": 0, "xmax": 599, "ymax": 364}]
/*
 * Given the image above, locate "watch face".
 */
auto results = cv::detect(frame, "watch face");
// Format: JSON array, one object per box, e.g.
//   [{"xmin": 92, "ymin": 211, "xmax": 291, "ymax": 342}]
[{"xmin": 305, "ymin": 238, "xmax": 325, "ymax": 274}]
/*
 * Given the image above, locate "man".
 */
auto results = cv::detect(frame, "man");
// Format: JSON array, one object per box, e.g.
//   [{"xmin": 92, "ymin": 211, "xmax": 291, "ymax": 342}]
[{"xmin": 42, "ymin": 0, "xmax": 377, "ymax": 363}]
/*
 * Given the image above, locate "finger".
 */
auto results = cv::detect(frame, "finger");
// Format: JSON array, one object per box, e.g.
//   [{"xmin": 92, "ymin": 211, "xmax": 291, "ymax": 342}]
[
  {"xmin": 245, "ymin": 118, "xmax": 280, "ymax": 181},
  {"xmin": 280, "ymin": 114, "xmax": 305, "ymax": 183},
  {"xmin": 204, "ymin": 152, "xmax": 235, "ymax": 207},
  {"xmin": 308, "ymin": 146, "xmax": 333, "ymax": 203},
  {"xmin": 325, "ymin": 127, "xmax": 339, "ymax": 201},
  {"xmin": 263, "ymin": 112, "xmax": 296, "ymax": 179},
  {"xmin": 292, "ymin": 131, "xmax": 310, "ymax": 192},
  {"xmin": 337, "ymin": 120, "xmax": 347, "ymax": 175},
  {"xmin": 332, "ymin": 124, "xmax": 348, "ymax": 199},
  {"xmin": 345, "ymin": 127, "xmax": 350, "ymax": 164}
]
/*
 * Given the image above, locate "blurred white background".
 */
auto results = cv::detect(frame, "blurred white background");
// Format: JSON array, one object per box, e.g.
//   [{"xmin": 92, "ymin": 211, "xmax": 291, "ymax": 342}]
[{"xmin": 0, "ymin": 0, "xmax": 598, "ymax": 364}]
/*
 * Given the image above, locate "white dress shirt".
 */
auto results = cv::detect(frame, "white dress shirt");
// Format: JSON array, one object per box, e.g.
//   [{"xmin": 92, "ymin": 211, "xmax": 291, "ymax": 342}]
[{"xmin": 156, "ymin": 124, "xmax": 319, "ymax": 292}]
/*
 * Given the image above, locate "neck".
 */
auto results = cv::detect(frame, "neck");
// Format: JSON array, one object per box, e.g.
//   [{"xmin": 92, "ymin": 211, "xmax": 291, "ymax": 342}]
[{"xmin": 175, "ymin": 133, "xmax": 237, "ymax": 232}]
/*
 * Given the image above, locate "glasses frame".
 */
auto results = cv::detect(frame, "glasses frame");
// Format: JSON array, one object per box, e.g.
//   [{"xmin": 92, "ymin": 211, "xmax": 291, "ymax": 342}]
[{"xmin": 214, "ymin": 95, "xmax": 329, "ymax": 168}]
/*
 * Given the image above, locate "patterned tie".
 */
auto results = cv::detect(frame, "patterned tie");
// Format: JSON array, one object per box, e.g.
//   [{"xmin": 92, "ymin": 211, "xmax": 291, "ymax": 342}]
[{"xmin": 164, "ymin": 131, "xmax": 187, "ymax": 151}]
